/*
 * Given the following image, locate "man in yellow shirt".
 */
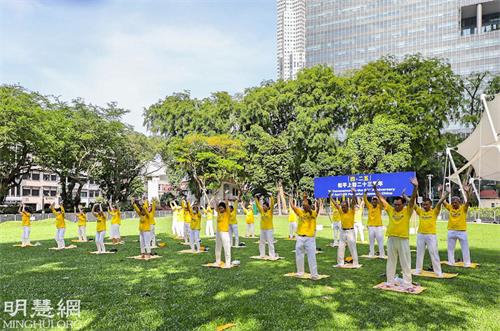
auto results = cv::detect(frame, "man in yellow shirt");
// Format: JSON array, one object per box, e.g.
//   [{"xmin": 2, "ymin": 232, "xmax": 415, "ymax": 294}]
[
  {"xmin": 18, "ymin": 203, "xmax": 32, "ymax": 247},
  {"xmin": 215, "ymin": 192, "xmax": 231, "ymax": 267},
  {"xmin": 363, "ymin": 191, "xmax": 385, "ymax": 258},
  {"xmin": 241, "ymin": 202, "xmax": 255, "ymax": 238},
  {"xmin": 188, "ymin": 202, "xmax": 202, "ymax": 252},
  {"xmin": 108, "ymin": 201, "xmax": 121, "ymax": 244},
  {"xmin": 287, "ymin": 198, "xmax": 298, "ymax": 239},
  {"xmin": 332, "ymin": 188, "xmax": 360, "ymax": 267},
  {"xmin": 131, "ymin": 197, "xmax": 152, "ymax": 259},
  {"xmin": 202, "ymin": 202, "xmax": 215, "ymax": 237},
  {"xmin": 51, "ymin": 202, "xmax": 66, "ymax": 249},
  {"xmin": 329, "ymin": 197, "xmax": 341, "ymax": 246},
  {"xmin": 374, "ymin": 178, "xmax": 418, "ymax": 289},
  {"xmin": 289, "ymin": 193, "xmax": 319, "ymax": 279},
  {"xmin": 414, "ymin": 189, "xmax": 448, "ymax": 276},
  {"xmin": 228, "ymin": 202, "xmax": 239, "ymax": 247},
  {"xmin": 75, "ymin": 205, "xmax": 88, "ymax": 242},
  {"xmin": 444, "ymin": 184, "xmax": 473, "ymax": 267},
  {"xmin": 255, "ymin": 193, "xmax": 276, "ymax": 258},
  {"xmin": 92, "ymin": 203, "xmax": 107, "ymax": 254}
]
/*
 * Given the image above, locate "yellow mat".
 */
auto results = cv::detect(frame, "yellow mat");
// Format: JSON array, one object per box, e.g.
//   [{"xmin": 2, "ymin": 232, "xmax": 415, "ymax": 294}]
[
  {"xmin": 178, "ymin": 249, "xmax": 207, "ymax": 254},
  {"xmin": 285, "ymin": 238, "xmax": 297, "ymax": 241},
  {"xmin": 254, "ymin": 240, "xmax": 278, "ymax": 244},
  {"xmin": 104, "ymin": 242, "xmax": 124, "ymax": 245},
  {"xmin": 284, "ymin": 273, "xmax": 330, "ymax": 281},
  {"xmin": 373, "ymin": 282, "xmax": 426, "ymax": 294},
  {"xmin": 440, "ymin": 261, "xmax": 479, "ymax": 268},
  {"xmin": 216, "ymin": 323, "xmax": 236, "ymax": 331},
  {"xmin": 326, "ymin": 243, "xmax": 338, "ymax": 248},
  {"xmin": 334, "ymin": 264, "xmax": 363, "ymax": 269},
  {"xmin": 202, "ymin": 262, "xmax": 238, "ymax": 269},
  {"xmin": 250, "ymin": 256, "xmax": 284, "ymax": 261},
  {"xmin": 292, "ymin": 250, "xmax": 323, "ymax": 254},
  {"xmin": 179, "ymin": 242, "xmax": 191, "ymax": 246},
  {"xmin": 71, "ymin": 239, "xmax": 88, "ymax": 243},
  {"xmin": 49, "ymin": 245, "xmax": 77, "ymax": 250},
  {"xmin": 360, "ymin": 255, "xmax": 387, "ymax": 260},
  {"xmin": 412, "ymin": 270, "xmax": 458, "ymax": 278},
  {"xmin": 89, "ymin": 251, "xmax": 116, "ymax": 254},
  {"xmin": 12, "ymin": 244, "xmax": 34, "ymax": 247},
  {"xmin": 126, "ymin": 255, "xmax": 162, "ymax": 260},
  {"xmin": 231, "ymin": 245, "xmax": 247, "ymax": 249}
]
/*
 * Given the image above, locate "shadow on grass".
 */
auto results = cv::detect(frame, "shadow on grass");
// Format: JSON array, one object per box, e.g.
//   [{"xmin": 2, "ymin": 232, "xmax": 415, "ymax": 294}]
[{"xmin": 0, "ymin": 235, "xmax": 498, "ymax": 330}]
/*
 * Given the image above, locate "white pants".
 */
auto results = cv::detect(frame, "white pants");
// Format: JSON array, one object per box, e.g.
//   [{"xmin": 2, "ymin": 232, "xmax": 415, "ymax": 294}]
[
  {"xmin": 172, "ymin": 217, "xmax": 178, "ymax": 236},
  {"xmin": 150, "ymin": 224, "xmax": 156, "ymax": 247},
  {"xmin": 190, "ymin": 229, "xmax": 201, "ymax": 252},
  {"xmin": 55, "ymin": 228, "xmax": 66, "ymax": 248},
  {"xmin": 21, "ymin": 226, "xmax": 31, "ymax": 245},
  {"xmin": 386, "ymin": 237, "xmax": 412, "ymax": 288},
  {"xmin": 337, "ymin": 229, "xmax": 359, "ymax": 266},
  {"xmin": 332, "ymin": 221, "xmax": 341, "ymax": 243},
  {"xmin": 78, "ymin": 226, "xmax": 87, "ymax": 241},
  {"xmin": 295, "ymin": 236, "xmax": 318, "ymax": 277},
  {"xmin": 177, "ymin": 220, "xmax": 184, "ymax": 237},
  {"xmin": 368, "ymin": 226, "xmax": 385, "ymax": 257},
  {"xmin": 354, "ymin": 222, "xmax": 365, "ymax": 242},
  {"xmin": 95, "ymin": 230, "xmax": 106, "ymax": 253},
  {"xmin": 416, "ymin": 233, "xmax": 442, "ymax": 275},
  {"xmin": 110, "ymin": 224, "xmax": 120, "ymax": 239},
  {"xmin": 139, "ymin": 231, "xmax": 151, "ymax": 254},
  {"xmin": 206, "ymin": 220, "xmax": 214, "ymax": 237},
  {"xmin": 246, "ymin": 223, "xmax": 255, "ymax": 237},
  {"xmin": 228, "ymin": 224, "xmax": 239, "ymax": 246},
  {"xmin": 215, "ymin": 231, "xmax": 231, "ymax": 266},
  {"xmin": 289, "ymin": 222, "xmax": 297, "ymax": 238},
  {"xmin": 447, "ymin": 230, "xmax": 471, "ymax": 266},
  {"xmin": 259, "ymin": 229, "xmax": 275, "ymax": 258},
  {"xmin": 183, "ymin": 223, "xmax": 190, "ymax": 243}
]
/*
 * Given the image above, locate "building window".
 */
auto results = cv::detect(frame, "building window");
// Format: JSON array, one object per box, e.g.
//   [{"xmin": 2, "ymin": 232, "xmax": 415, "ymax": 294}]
[
  {"xmin": 22, "ymin": 188, "xmax": 31, "ymax": 196},
  {"xmin": 89, "ymin": 191, "xmax": 94, "ymax": 198},
  {"xmin": 31, "ymin": 189, "xmax": 40, "ymax": 196},
  {"xmin": 43, "ymin": 190, "xmax": 50, "ymax": 197},
  {"xmin": 80, "ymin": 191, "xmax": 88, "ymax": 198},
  {"xmin": 43, "ymin": 174, "xmax": 50, "ymax": 181},
  {"xmin": 22, "ymin": 173, "xmax": 30, "ymax": 179},
  {"xmin": 50, "ymin": 190, "xmax": 57, "ymax": 197},
  {"xmin": 51, "ymin": 174, "xmax": 57, "ymax": 181},
  {"xmin": 31, "ymin": 173, "xmax": 40, "ymax": 180}
]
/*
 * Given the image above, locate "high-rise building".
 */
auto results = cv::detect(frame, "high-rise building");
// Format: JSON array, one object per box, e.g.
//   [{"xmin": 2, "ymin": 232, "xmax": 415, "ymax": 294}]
[
  {"xmin": 277, "ymin": 0, "xmax": 306, "ymax": 80},
  {"xmin": 302, "ymin": 0, "xmax": 500, "ymax": 76}
]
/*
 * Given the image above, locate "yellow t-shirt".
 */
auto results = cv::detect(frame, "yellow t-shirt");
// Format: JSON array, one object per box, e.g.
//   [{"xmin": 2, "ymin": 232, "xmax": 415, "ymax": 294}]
[
  {"xmin": 385, "ymin": 204, "xmax": 413, "ymax": 238},
  {"xmin": 133, "ymin": 204, "xmax": 150, "ymax": 232},
  {"xmin": 51, "ymin": 206, "xmax": 65, "ymax": 229},
  {"xmin": 330, "ymin": 202, "xmax": 341, "ymax": 222},
  {"xmin": 109, "ymin": 210, "xmax": 121, "ymax": 225},
  {"xmin": 444, "ymin": 203, "xmax": 467, "ymax": 231},
  {"xmin": 338, "ymin": 208, "xmax": 355, "ymax": 229},
  {"xmin": 190, "ymin": 211, "xmax": 202, "ymax": 230},
  {"xmin": 182, "ymin": 202, "xmax": 191, "ymax": 224},
  {"xmin": 217, "ymin": 209, "xmax": 230, "ymax": 232},
  {"xmin": 77, "ymin": 213, "xmax": 87, "ymax": 226},
  {"xmin": 178, "ymin": 207, "xmax": 185, "ymax": 222},
  {"xmin": 364, "ymin": 195, "xmax": 383, "ymax": 226},
  {"xmin": 415, "ymin": 206, "xmax": 440, "ymax": 234},
  {"xmin": 96, "ymin": 213, "xmax": 107, "ymax": 232},
  {"xmin": 229, "ymin": 208, "xmax": 237, "ymax": 225},
  {"xmin": 145, "ymin": 201, "xmax": 156, "ymax": 225},
  {"xmin": 288, "ymin": 208, "xmax": 297, "ymax": 222},
  {"xmin": 245, "ymin": 208, "xmax": 254, "ymax": 224},
  {"xmin": 205, "ymin": 207, "xmax": 213, "ymax": 221},
  {"xmin": 295, "ymin": 208, "xmax": 317, "ymax": 237},
  {"xmin": 256, "ymin": 197, "xmax": 274, "ymax": 230},
  {"xmin": 21, "ymin": 211, "xmax": 31, "ymax": 227}
]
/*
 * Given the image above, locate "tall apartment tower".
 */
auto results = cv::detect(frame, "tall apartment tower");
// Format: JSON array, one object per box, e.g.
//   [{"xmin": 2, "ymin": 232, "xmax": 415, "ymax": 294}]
[{"xmin": 277, "ymin": 0, "xmax": 306, "ymax": 80}]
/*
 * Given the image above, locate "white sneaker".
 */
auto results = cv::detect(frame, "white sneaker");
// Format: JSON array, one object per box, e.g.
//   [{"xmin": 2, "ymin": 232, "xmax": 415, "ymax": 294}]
[{"xmin": 311, "ymin": 274, "xmax": 319, "ymax": 280}]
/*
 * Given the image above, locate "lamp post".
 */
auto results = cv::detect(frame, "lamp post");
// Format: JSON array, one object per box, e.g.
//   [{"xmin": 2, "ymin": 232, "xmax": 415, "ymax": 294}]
[{"xmin": 427, "ymin": 174, "xmax": 433, "ymax": 202}]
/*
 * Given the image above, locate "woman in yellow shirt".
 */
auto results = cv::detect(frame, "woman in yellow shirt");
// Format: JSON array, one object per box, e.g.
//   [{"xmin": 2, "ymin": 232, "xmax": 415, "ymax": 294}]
[
  {"xmin": 182, "ymin": 200, "xmax": 191, "ymax": 244},
  {"xmin": 188, "ymin": 202, "xmax": 202, "ymax": 252},
  {"xmin": 92, "ymin": 203, "xmax": 107, "ymax": 254},
  {"xmin": 144, "ymin": 199, "xmax": 157, "ymax": 248},
  {"xmin": 332, "ymin": 188, "xmax": 360, "ymax": 267},
  {"xmin": 215, "ymin": 192, "xmax": 231, "ymax": 267},
  {"xmin": 287, "ymin": 198, "xmax": 297, "ymax": 239},
  {"xmin": 75, "ymin": 205, "xmax": 87, "ymax": 242},
  {"xmin": 170, "ymin": 201, "xmax": 180, "ymax": 238},
  {"xmin": 289, "ymin": 193, "xmax": 319, "ymax": 279},
  {"xmin": 241, "ymin": 202, "xmax": 255, "ymax": 238},
  {"xmin": 108, "ymin": 202, "xmax": 121, "ymax": 244},
  {"xmin": 228, "ymin": 202, "xmax": 239, "ymax": 247},
  {"xmin": 131, "ymin": 198, "xmax": 152, "ymax": 259},
  {"xmin": 51, "ymin": 202, "xmax": 66, "ymax": 249},
  {"xmin": 255, "ymin": 193, "xmax": 277, "ymax": 258},
  {"xmin": 202, "ymin": 203, "xmax": 215, "ymax": 237},
  {"xmin": 18, "ymin": 203, "xmax": 31, "ymax": 247}
]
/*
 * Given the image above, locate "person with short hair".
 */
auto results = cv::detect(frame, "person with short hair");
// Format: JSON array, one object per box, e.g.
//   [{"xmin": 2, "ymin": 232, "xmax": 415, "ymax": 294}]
[
  {"xmin": 75, "ymin": 205, "xmax": 87, "ymax": 242},
  {"xmin": 363, "ymin": 191, "xmax": 385, "ymax": 258},
  {"xmin": 215, "ymin": 191, "xmax": 231, "ymax": 267},
  {"xmin": 287, "ymin": 198, "xmax": 298, "ymax": 239},
  {"xmin": 255, "ymin": 193, "xmax": 276, "ymax": 258},
  {"xmin": 329, "ymin": 196, "xmax": 341, "ymax": 246},
  {"xmin": 241, "ymin": 201, "xmax": 255, "ymax": 238},
  {"xmin": 108, "ymin": 201, "xmax": 121, "ymax": 244},
  {"xmin": 202, "ymin": 202, "xmax": 215, "ymax": 237},
  {"xmin": 18, "ymin": 203, "xmax": 31, "ymax": 247},
  {"xmin": 187, "ymin": 202, "xmax": 202, "ymax": 252},
  {"xmin": 92, "ymin": 203, "xmax": 107, "ymax": 254},
  {"xmin": 182, "ymin": 199, "xmax": 191, "ymax": 245},
  {"xmin": 228, "ymin": 199, "xmax": 239, "ymax": 247},
  {"xmin": 51, "ymin": 202, "xmax": 66, "ymax": 249},
  {"xmin": 331, "ymin": 188, "xmax": 360, "ymax": 267},
  {"xmin": 131, "ymin": 198, "xmax": 152, "ymax": 259}
]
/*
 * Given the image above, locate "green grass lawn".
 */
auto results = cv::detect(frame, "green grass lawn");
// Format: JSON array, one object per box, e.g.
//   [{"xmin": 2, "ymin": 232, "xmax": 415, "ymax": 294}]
[{"xmin": 0, "ymin": 215, "xmax": 499, "ymax": 330}]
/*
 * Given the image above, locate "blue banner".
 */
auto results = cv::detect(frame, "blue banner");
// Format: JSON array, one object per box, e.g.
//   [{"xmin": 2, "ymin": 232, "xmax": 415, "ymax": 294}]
[{"xmin": 314, "ymin": 172, "xmax": 416, "ymax": 198}]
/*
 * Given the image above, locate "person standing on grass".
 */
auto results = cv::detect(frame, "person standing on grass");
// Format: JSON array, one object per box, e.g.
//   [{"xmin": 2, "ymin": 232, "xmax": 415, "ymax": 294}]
[
  {"xmin": 51, "ymin": 202, "xmax": 66, "ymax": 249},
  {"xmin": 329, "ymin": 196, "xmax": 341, "ymax": 246},
  {"xmin": 363, "ymin": 191, "xmax": 385, "ymax": 258},
  {"xmin": 170, "ymin": 201, "xmax": 179, "ymax": 237},
  {"xmin": 108, "ymin": 201, "xmax": 121, "ymax": 244},
  {"xmin": 354, "ymin": 198, "xmax": 366, "ymax": 243},
  {"xmin": 414, "ymin": 188, "xmax": 448, "ymax": 277},
  {"xmin": 92, "ymin": 204, "xmax": 107, "ymax": 254},
  {"xmin": 287, "ymin": 197, "xmax": 298, "ymax": 239},
  {"xmin": 18, "ymin": 203, "xmax": 31, "ymax": 247},
  {"xmin": 255, "ymin": 193, "xmax": 277, "ymax": 258},
  {"xmin": 75, "ymin": 205, "xmax": 88, "ymax": 242},
  {"xmin": 187, "ymin": 202, "xmax": 202, "ymax": 252},
  {"xmin": 131, "ymin": 198, "xmax": 152, "ymax": 259},
  {"xmin": 444, "ymin": 184, "xmax": 473, "ymax": 267},
  {"xmin": 202, "ymin": 203, "xmax": 215, "ymax": 237},
  {"xmin": 241, "ymin": 201, "xmax": 255, "ymax": 238},
  {"xmin": 182, "ymin": 199, "xmax": 191, "ymax": 245},
  {"xmin": 288, "ymin": 192, "xmax": 319, "ymax": 279},
  {"xmin": 215, "ymin": 191, "xmax": 231, "ymax": 267},
  {"xmin": 374, "ymin": 178, "xmax": 418, "ymax": 289},
  {"xmin": 228, "ymin": 198, "xmax": 239, "ymax": 247},
  {"xmin": 331, "ymin": 188, "xmax": 360, "ymax": 267},
  {"xmin": 144, "ymin": 198, "xmax": 158, "ymax": 248},
  {"xmin": 178, "ymin": 200, "xmax": 186, "ymax": 239}
]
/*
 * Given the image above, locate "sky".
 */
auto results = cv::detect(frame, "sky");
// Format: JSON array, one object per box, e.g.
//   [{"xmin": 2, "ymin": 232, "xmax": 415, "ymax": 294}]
[{"xmin": 0, "ymin": 0, "xmax": 276, "ymax": 132}]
